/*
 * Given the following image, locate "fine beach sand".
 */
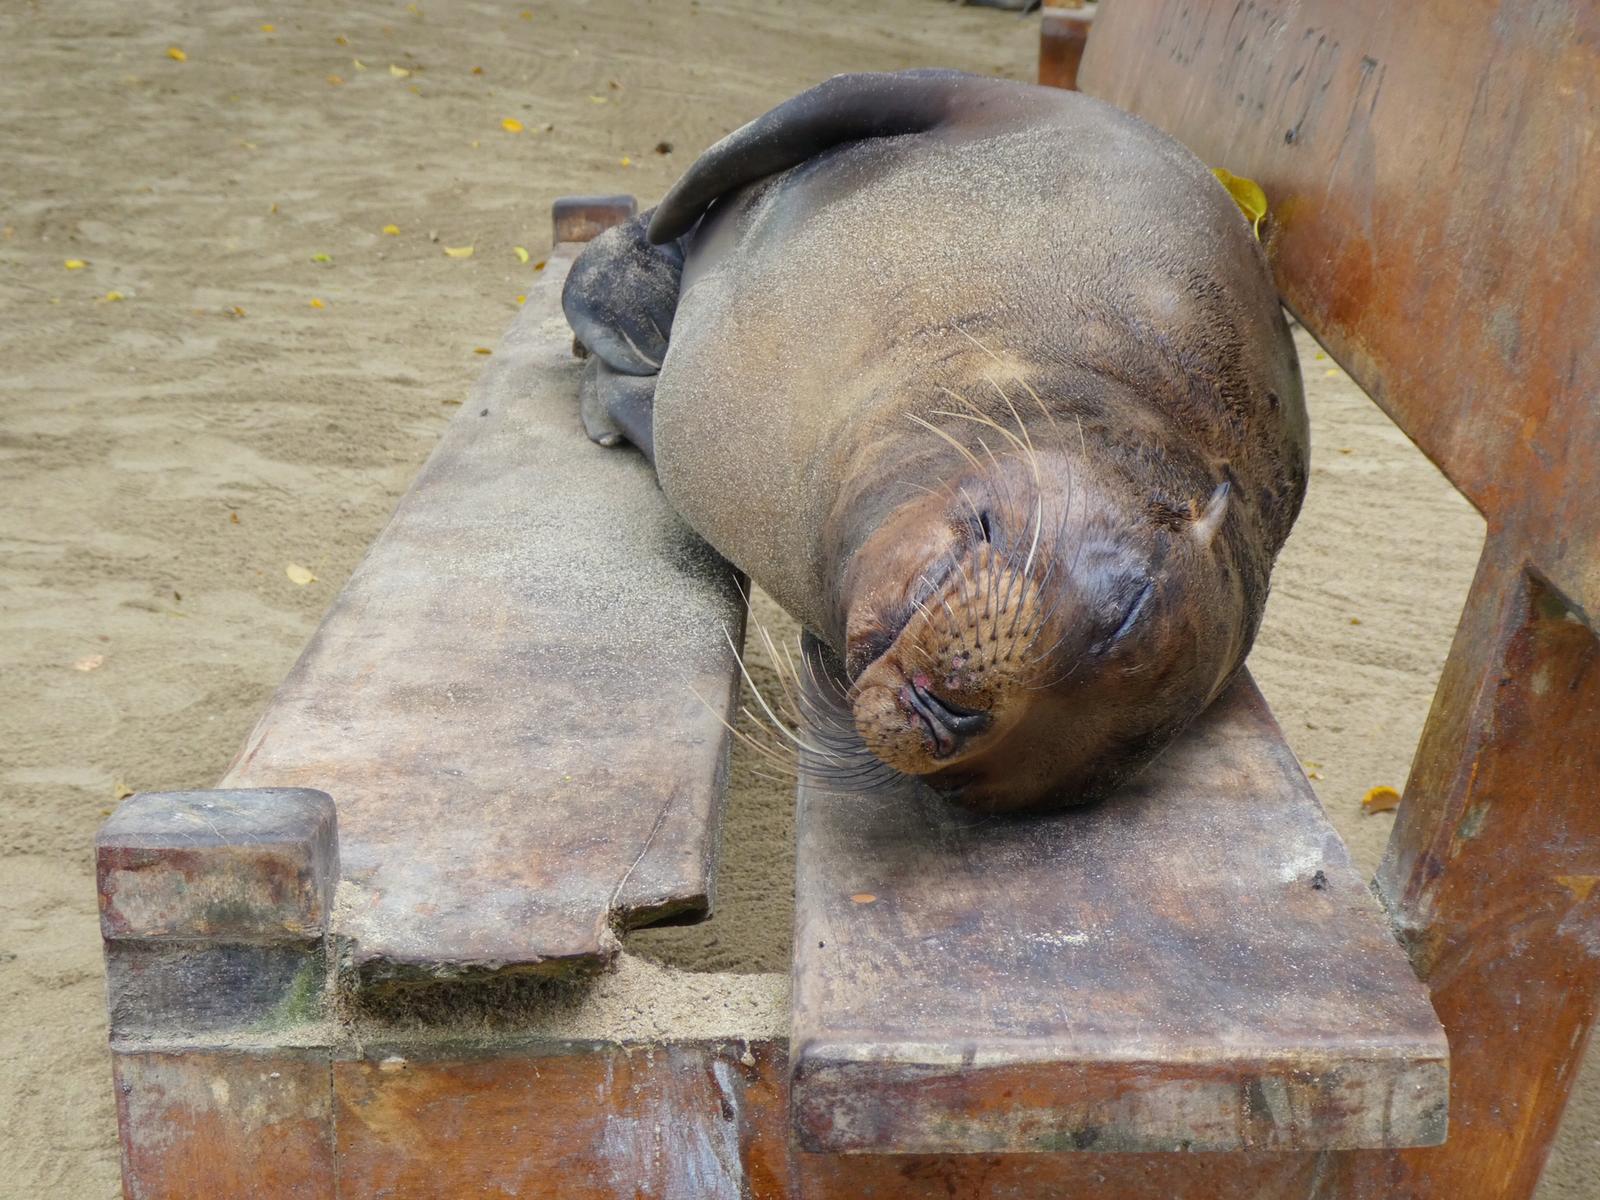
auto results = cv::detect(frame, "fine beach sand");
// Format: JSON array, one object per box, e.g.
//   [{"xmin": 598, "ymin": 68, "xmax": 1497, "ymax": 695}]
[{"xmin": 1, "ymin": 1, "xmax": 1594, "ymax": 1194}]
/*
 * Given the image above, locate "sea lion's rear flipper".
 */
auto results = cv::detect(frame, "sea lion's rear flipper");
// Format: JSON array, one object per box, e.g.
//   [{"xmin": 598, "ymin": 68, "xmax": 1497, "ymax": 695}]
[
  {"xmin": 562, "ymin": 209, "xmax": 684, "ymax": 458},
  {"xmin": 578, "ymin": 358, "xmax": 658, "ymax": 465},
  {"xmin": 647, "ymin": 70, "xmax": 978, "ymax": 244}
]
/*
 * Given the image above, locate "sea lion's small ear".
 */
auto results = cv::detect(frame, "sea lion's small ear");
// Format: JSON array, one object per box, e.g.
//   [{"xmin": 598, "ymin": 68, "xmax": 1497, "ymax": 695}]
[{"xmin": 1192, "ymin": 481, "xmax": 1230, "ymax": 547}]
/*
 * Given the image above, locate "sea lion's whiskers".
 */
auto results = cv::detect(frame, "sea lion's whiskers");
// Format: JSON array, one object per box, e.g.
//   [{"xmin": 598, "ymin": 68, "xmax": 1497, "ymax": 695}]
[{"xmin": 907, "ymin": 412, "xmax": 986, "ymax": 474}]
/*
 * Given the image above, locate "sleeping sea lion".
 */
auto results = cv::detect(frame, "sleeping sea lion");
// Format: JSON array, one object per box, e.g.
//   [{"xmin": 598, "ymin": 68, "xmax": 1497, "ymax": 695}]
[{"xmin": 562, "ymin": 70, "xmax": 1307, "ymax": 813}]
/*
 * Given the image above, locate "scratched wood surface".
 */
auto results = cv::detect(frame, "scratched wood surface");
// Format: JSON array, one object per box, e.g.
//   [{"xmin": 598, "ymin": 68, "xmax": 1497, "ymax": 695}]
[
  {"xmin": 1078, "ymin": 3, "xmax": 1600, "ymax": 1195},
  {"xmin": 790, "ymin": 672, "xmax": 1448, "ymax": 1154},
  {"xmin": 222, "ymin": 211, "xmax": 746, "ymax": 985}
]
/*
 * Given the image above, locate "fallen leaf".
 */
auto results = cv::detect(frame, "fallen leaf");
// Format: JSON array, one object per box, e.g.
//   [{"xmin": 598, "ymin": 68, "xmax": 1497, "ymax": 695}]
[
  {"xmin": 309, "ymin": 297, "xmax": 325, "ymax": 309},
  {"xmin": 1211, "ymin": 166, "xmax": 1268, "ymax": 238},
  {"xmin": 513, "ymin": 245, "xmax": 529, "ymax": 263},
  {"xmin": 335, "ymin": 34, "xmax": 349, "ymax": 46},
  {"xmin": 327, "ymin": 74, "xmax": 344, "ymax": 86},
  {"xmin": 655, "ymin": 141, "xmax": 673, "ymax": 154},
  {"xmin": 443, "ymin": 245, "xmax": 474, "ymax": 258},
  {"xmin": 352, "ymin": 58, "xmax": 367, "ymax": 70},
  {"xmin": 471, "ymin": 65, "xmax": 484, "ymax": 75},
  {"xmin": 286, "ymin": 563, "xmax": 316, "ymax": 586},
  {"xmin": 101, "ymin": 290, "xmax": 124, "ymax": 302},
  {"xmin": 473, "ymin": 346, "xmax": 492, "ymax": 355},
  {"xmin": 229, "ymin": 511, "xmax": 240, "ymax": 524},
  {"xmin": 1361, "ymin": 785, "xmax": 1402, "ymax": 815},
  {"xmin": 64, "ymin": 259, "xmax": 87, "ymax": 270},
  {"xmin": 589, "ymin": 94, "xmax": 607, "ymax": 104},
  {"xmin": 501, "ymin": 117, "xmax": 524, "ymax": 133},
  {"xmin": 311, "ymin": 252, "xmax": 332, "ymax": 262},
  {"xmin": 269, "ymin": 202, "xmax": 279, "ymax": 214},
  {"xmin": 382, "ymin": 223, "xmax": 400, "ymax": 235},
  {"xmin": 1349, "ymin": 616, "xmax": 1362, "ymax": 625},
  {"xmin": 520, "ymin": 9, "xmax": 532, "ymax": 18},
  {"xmin": 260, "ymin": 23, "xmax": 276, "ymax": 33},
  {"xmin": 1314, "ymin": 351, "xmax": 1326, "ymax": 361},
  {"xmin": 850, "ymin": 893, "xmax": 877, "ymax": 904},
  {"xmin": 114, "ymin": 780, "xmax": 136, "ymax": 801},
  {"xmin": 73, "ymin": 654, "xmax": 105, "ymax": 672},
  {"xmin": 619, "ymin": 156, "xmax": 632, "ymax": 167},
  {"xmin": 515, "ymin": 294, "xmax": 525, "ymax": 304},
  {"xmin": 1324, "ymin": 367, "xmax": 1342, "ymax": 378},
  {"xmin": 389, "ymin": 63, "xmax": 411, "ymax": 77},
  {"xmin": 442, "ymin": 397, "xmax": 462, "ymax": 405},
  {"xmin": 227, "ymin": 305, "xmax": 246, "ymax": 317},
  {"xmin": 408, "ymin": 84, "xmax": 421, "ymax": 95},
  {"xmin": 167, "ymin": 46, "xmax": 187, "ymax": 62},
  {"xmin": 532, "ymin": 259, "xmax": 546, "ymax": 271}
]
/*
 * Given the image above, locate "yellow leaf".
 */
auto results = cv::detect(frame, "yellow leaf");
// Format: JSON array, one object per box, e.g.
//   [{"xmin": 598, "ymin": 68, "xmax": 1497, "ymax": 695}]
[
  {"xmin": 101, "ymin": 290, "xmax": 124, "ymax": 302},
  {"xmin": 501, "ymin": 117, "xmax": 523, "ymax": 133},
  {"xmin": 114, "ymin": 780, "xmax": 135, "ymax": 801},
  {"xmin": 167, "ymin": 46, "xmax": 187, "ymax": 62},
  {"xmin": 335, "ymin": 34, "xmax": 349, "ymax": 46},
  {"xmin": 472, "ymin": 65, "xmax": 484, "ymax": 75},
  {"xmin": 309, "ymin": 297, "xmax": 325, "ymax": 309},
  {"xmin": 311, "ymin": 252, "xmax": 331, "ymax": 262},
  {"xmin": 513, "ymin": 245, "xmax": 529, "ymax": 263},
  {"xmin": 389, "ymin": 63, "xmax": 410, "ymax": 77},
  {"xmin": 286, "ymin": 563, "xmax": 317, "ymax": 586},
  {"xmin": 515, "ymin": 294, "xmax": 526, "ymax": 304},
  {"xmin": 1211, "ymin": 167, "xmax": 1268, "ymax": 238},
  {"xmin": 1361, "ymin": 785, "xmax": 1402, "ymax": 815},
  {"xmin": 228, "ymin": 305, "xmax": 246, "ymax": 317},
  {"xmin": 327, "ymin": 74, "xmax": 344, "ymax": 86},
  {"xmin": 64, "ymin": 259, "xmax": 87, "ymax": 270},
  {"xmin": 352, "ymin": 58, "xmax": 367, "ymax": 70},
  {"xmin": 73, "ymin": 654, "xmax": 105, "ymax": 672},
  {"xmin": 473, "ymin": 346, "xmax": 492, "ymax": 355},
  {"xmin": 589, "ymin": 95, "xmax": 607, "ymax": 104},
  {"xmin": 260, "ymin": 23, "xmax": 276, "ymax": 33},
  {"xmin": 619, "ymin": 156, "xmax": 632, "ymax": 167},
  {"xmin": 520, "ymin": 9, "xmax": 532, "ymax": 18},
  {"xmin": 1324, "ymin": 367, "xmax": 1342, "ymax": 378},
  {"xmin": 382, "ymin": 223, "xmax": 400, "ymax": 235},
  {"xmin": 443, "ymin": 245, "xmax": 474, "ymax": 258}
]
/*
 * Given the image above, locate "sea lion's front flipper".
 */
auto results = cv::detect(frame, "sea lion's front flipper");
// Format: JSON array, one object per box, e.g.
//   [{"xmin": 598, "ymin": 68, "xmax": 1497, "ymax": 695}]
[{"xmin": 647, "ymin": 69, "xmax": 978, "ymax": 244}]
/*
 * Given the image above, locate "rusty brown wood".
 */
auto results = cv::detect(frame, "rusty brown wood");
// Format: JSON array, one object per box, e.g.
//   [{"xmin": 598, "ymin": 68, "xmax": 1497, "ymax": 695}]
[
  {"xmin": 1038, "ymin": 2, "xmax": 1095, "ymax": 91},
  {"xmin": 219, "ymin": 199, "xmax": 747, "ymax": 986},
  {"xmin": 113, "ymin": 1049, "xmax": 335, "ymax": 1200},
  {"xmin": 1078, "ymin": 3, "xmax": 1600, "ymax": 1195},
  {"xmin": 790, "ymin": 672, "xmax": 1447, "ymax": 1154}
]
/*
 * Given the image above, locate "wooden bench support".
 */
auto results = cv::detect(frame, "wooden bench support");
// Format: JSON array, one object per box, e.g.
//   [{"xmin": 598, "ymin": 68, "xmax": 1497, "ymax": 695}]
[
  {"xmin": 1038, "ymin": 2, "xmax": 1095, "ymax": 91},
  {"xmin": 790, "ymin": 674, "xmax": 1448, "ymax": 1154}
]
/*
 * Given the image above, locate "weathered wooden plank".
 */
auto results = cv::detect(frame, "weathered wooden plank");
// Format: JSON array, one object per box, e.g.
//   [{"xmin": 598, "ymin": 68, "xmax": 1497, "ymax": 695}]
[
  {"xmin": 221, "ymin": 203, "xmax": 746, "ymax": 986},
  {"xmin": 113, "ymin": 1049, "xmax": 334, "ymax": 1200},
  {"xmin": 790, "ymin": 673, "xmax": 1447, "ymax": 1154},
  {"xmin": 1077, "ymin": 0, "xmax": 1600, "ymax": 616},
  {"xmin": 332, "ymin": 1042, "xmax": 779, "ymax": 1198}
]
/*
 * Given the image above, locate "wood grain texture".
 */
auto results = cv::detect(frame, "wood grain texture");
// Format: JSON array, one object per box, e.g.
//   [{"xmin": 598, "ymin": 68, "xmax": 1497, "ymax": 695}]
[
  {"xmin": 791, "ymin": 673, "xmax": 1447, "ymax": 1154},
  {"xmin": 220, "ymin": 223, "xmax": 746, "ymax": 986},
  {"xmin": 113, "ymin": 1049, "xmax": 334, "ymax": 1200}
]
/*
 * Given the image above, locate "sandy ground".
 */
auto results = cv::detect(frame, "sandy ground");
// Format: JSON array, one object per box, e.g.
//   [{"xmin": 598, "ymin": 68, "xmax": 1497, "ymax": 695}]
[{"xmin": 1, "ymin": 1, "xmax": 1594, "ymax": 1195}]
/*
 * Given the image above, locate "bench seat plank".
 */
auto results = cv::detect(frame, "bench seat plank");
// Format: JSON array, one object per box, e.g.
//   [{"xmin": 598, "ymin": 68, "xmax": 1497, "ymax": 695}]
[
  {"xmin": 790, "ymin": 672, "xmax": 1448, "ymax": 1153},
  {"xmin": 223, "ymin": 237, "xmax": 744, "ymax": 986}
]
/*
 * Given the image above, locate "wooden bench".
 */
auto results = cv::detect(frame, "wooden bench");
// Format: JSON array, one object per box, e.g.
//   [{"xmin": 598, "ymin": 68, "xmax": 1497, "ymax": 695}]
[{"xmin": 98, "ymin": 2, "xmax": 1599, "ymax": 1185}]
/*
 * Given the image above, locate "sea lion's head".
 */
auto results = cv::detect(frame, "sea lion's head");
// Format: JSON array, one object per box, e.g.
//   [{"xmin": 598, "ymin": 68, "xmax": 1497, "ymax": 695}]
[{"xmin": 832, "ymin": 417, "xmax": 1252, "ymax": 813}]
